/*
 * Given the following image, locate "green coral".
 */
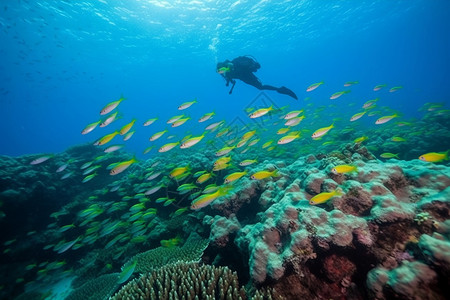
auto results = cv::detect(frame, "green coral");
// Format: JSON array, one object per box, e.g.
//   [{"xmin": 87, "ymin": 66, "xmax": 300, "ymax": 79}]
[
  {"xmin": 414, "ymin": 212, "xmax": 431, "ymax": 225},
  {"xmin": 111, "ymin": 262, "xmax": 246, "ymax": 300},
  {"xmin": 65, "ymin": 272, "xmax": 120, "ymax": 300},
  {"xmin": 111, "ymin": 262, "xmax": 283, "ymax": 300},
  {"xmin": 124, "ymin": 232, "xmax": 209, "ymax": 273}
]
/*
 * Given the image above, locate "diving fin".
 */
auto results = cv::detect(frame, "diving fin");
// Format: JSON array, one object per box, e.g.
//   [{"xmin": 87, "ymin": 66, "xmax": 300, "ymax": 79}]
[{"xmin": 278, "ymin": 86, "xmax": 298, "ymax": 100}]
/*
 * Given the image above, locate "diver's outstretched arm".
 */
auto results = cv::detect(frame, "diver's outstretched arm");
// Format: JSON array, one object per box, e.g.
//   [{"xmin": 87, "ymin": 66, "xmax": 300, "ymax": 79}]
[{"xmin": 229, "ymin": 80, "xmax": 236, "ymax": 94}]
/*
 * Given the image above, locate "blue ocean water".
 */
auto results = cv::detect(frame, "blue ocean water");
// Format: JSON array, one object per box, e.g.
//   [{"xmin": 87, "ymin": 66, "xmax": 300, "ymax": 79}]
[
  {"xmin": 1, "ymin": 0, "xmax": 449, "ymax": 157},
  {"xmin": 1, "ymin": 1, "xmax": 450, "ymax": 300}
]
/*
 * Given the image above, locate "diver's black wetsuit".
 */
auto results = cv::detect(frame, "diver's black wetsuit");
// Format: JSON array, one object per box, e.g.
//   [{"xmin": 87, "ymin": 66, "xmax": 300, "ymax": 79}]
[{"xmin": 217, "ymin": 56, "xmax": 298, "ymax": 100}]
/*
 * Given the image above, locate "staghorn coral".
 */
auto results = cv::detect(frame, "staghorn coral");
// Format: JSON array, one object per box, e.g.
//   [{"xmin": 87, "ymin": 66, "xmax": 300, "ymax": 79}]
[
  {"xmin": 65, "ymin": 272, "xmax": 120, "ymax": 300},
  {"xmin": 110, "ymin": 262, "xmax": 246, "ymax": 300},
  {"xmin": 124, "ymin": 232, "xmax": 209, "ymax": 274},
  {"xmin": 251, "ymin": 287, "xmax": 285, "ymax": 300}
]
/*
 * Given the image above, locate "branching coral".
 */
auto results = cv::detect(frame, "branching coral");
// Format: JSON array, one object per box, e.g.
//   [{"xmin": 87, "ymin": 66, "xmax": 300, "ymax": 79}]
[
  {"xmin": 65, "ymin": 272, "xmax": 120, "ymax": 300},
  {"xmin": 110, "ymin": 262, "xmax": 246, "ymax": 300},
  {"xmin": 123, "ymin": 232, "xmax": 209, "ymax": 273}
]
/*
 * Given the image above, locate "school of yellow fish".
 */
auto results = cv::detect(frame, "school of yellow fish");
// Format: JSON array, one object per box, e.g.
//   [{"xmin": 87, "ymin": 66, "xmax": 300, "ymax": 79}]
[{"xmin": 19, "ymin": 81, "xmax": 448, "ymax": 285}]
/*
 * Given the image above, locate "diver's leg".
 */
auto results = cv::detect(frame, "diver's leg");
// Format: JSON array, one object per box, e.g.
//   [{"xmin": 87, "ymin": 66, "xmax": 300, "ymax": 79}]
[
  {"xmin": 240, "ymin": 74, "xmax": 265, "ymax": 90},
  {"xmin": 277, "ymin": 86, "xmax": 298, "ymax": 100},
  {"xmin": 241, "ymin": 74, "xmax": 278, "ymax": 91},
  {"xmin": 241, "ymin": 74, "xmax": 298, "ymax": 99}
]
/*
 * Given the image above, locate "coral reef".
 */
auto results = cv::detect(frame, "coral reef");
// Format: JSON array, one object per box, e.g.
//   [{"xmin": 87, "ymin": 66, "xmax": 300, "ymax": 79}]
[
  {"xmin": 366, "ymin": 261, "xmax": 441, "ymax": 299},
  {"xmin": 110, "ymin": 262, "xmax": 246, "ymax": 300},
  {"xmin": 65, "ymin": 272, "xmax": 120, "ymax": 300},
  {"xmin": 2, "ymin": 127, "xmax": 450, "ymax": 299},
  {"xmin": 125, "ymin": 232, "xmax": 209, "ymax": 273},
  {"xmin": 206, "ymin": 148, "xmax": 450, "ymax": 298}
]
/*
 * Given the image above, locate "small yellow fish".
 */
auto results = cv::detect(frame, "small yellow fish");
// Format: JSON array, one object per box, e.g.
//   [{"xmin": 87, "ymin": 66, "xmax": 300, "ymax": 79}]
[
  {"xmin": 214, "ymin": 156, "xmax": 231, "ymax": 166},
  {"xmin": 81, "ymin": 120, "xmax": 101, "ymax": 135},
  {"xmin": 344, "ymin": 81, "xmax": 359, "ymax": 87},
  {"xmin": 180, "ymin": 134, "xmax": 205, "ymax": 149},
  {"xmin": 199, "ymin": 111, "xmax": 215, "ymax": 122},
  {"xmin": 30, "ymin": 154, "xmax": 53, "ymax": 165},
  {"xmin": 205, "ymin": 120, "xmax": 225, "ymax": 131},
  {"xmin": 250, "ymin": 169, "xmax": 279, "ymax": 180},
  {"xmin": 119, "ymin": 119, "xmax": 136, "ymax": 135},
  {"xmin": 117, "ymin": 260, "xmax": 137, "ymax": 284},
  {"xmin": 285, "ymin": 116, "xmax": 305, "ymax": 127},
  {"xmin": 306, "ymin": 81, "xmax": 324, "ymax": 92},
  {"xmin": 277, "ymin": 128, "xmax": 290, "ymax": 135},
  {"xmin": 150, "ymin": 129, "xmax": 168, "ymax": 141},
  {"xmin": 143, "ymin": 118, "xmax": 158, "ymax": 126},
  {"xmin": 262, "ymin": 140, "xmax": 274, "ymax": 149},
  {"xmin": 236, "ymin": 139, "xmax": 248, "ymax": 148},
  {"xmin": 158, "ymin": 142, "xmax": 180, "ymax": 153},
  {"xmin": 100, "ymin": 96, "xmax": 126, "ymax": 115},
  {"xmin": 391, "ymin": 137, "xmax": 406, "ymax": 142},
  {"xmin": 172, "ymin": 117, "xmax": 190, "ymax": 127},
  {"xmin": 242, "ymin": 130, "xmax": 257, "ymax": 140},
  {"xmin": 100, "ymin": 111, "xmax": 120, "ymax": 128},
  {"xmin": 143, "ymin": 146, "xmax": 154, "ymax": 154},
  {"xmin": 161, "ymin": 236, "xmax": 182, "ymax": 248},
  {"xmin": 190, "ymin": 186, "xmax": 232, "ymax": 210},
  {"xmin": 373, "ymin": 84, "xmax": 387, "ymax": 91},
  {"xmin": 167, "ymin": 114, "xmax": 184, "ymax": 124},
  {"xmin": 389, "ymin": 86, "xmax": 403, "ymax": 92},
  {"xmin": 362, "ymin": 98, "xmax": 379, "ymax": 109},
  {"xmin": 309, "ymin": 189, "xmax": 343, "ymax": 205},
  {"xmin": 350, "ymin": 111, "xmax": 366, "ymax": 122},
  {"xmin": 123, "ymin": 130, "xmax": 135, "ymax": 141},
  {"xmin": 278, "ymin": 132, "xmax": 301, "ymax": 144},
  {"xmin": 216, "ymin": 127, "xmax": 230, "ymax": 138},
  {"xmin": 197, "ymin": 172, "xmax": 213, "ymax": 184},
  {"xmin": 331, "ymin": 165, "xmax": 357, "ymax": 174},
  {"xmin": 249, "ymin": 105, "xmax": 273, "ymax": 118},
  {"xmin": 224, "ymin": 171, "xmax": 247, "ymax": 184},
  {"xmin": 82, "ymin": 172, "xmax": 97, "ymax": 183},
  {"xmin": 216, "ymin": 146, "xmax": 235, "ymax": 156},
  {"xmin": 110, "ymin": 157, "xmax": 138, "ymax": 175},
  {"xmin": 375, "ymin": 114, "xmax": 399, "ymax": 125},
  {"xmin": 248, "ymin": 138, "xmax": 260, "ymax": 147},
  {"xmin": 239, "ymin": 159, "xmax": 257, "ymax": 166},
  {"xmin": 283, "ymin": 110, "xmax": 304, "ymax": 120},
  {"xmin": 95, "ymin": 131, "xmax": 120, "ymax": 146},
  {"xmin": 178, "ymin": 99, "xmax": 197, "ymax": 110},
  {"xmin": 312, "ymin": 123, "xmax": 334, "ymax": 139},
  {"xmin": 213, "ymin": 162, "xmax": 232, "ymax": 171},
  {"xmin": 330, "ymin": 90, "xmax": 350, "ymax": 100},
  {"xmin": 170, "ymin": 165, "xmax": 190, "ymax": 178},
  {"xmin": 174, "ymin": 207, "xmax": 188, "ymax": 216},
  {"xmin": 380, "ymin": 153, "xmax": 399, "ymax": 159},
  {"xmin": 418, "ymin": 151, "xmax": 448, "ymax": 163},
  {"xmin": 354, "ymin": 136, "xmax": 368, "ymax": 144}
]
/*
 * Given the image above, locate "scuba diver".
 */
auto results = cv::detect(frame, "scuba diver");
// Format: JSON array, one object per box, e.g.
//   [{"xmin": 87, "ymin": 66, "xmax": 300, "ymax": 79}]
[{"xmin": 217, "ymin": 55, "xmax": 298, "ymax": 100}]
